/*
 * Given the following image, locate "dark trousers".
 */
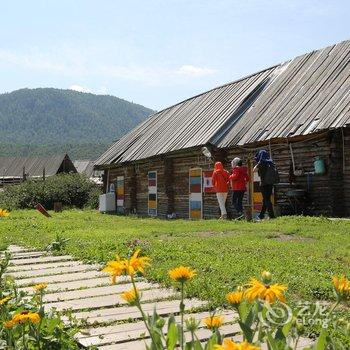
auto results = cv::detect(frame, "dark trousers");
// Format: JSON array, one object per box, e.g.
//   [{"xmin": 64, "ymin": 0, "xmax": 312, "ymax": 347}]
[
  {"xmin": 232, "ymin": 190, "xmax": 245, "ymax": 214},
  {"xmin": 260, "ymin": 185, "xmax": 275, "ymax": 219}
]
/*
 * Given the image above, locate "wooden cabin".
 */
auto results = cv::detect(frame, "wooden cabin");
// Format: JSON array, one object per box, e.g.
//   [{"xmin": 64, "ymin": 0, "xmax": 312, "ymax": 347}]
[
  {"xmin": 95, "ymin": 40, "xmax": 350, "ymax": 218},
  {"xmin": 0, "ymin": 154, "xmax": 76, "ymax": 187}
]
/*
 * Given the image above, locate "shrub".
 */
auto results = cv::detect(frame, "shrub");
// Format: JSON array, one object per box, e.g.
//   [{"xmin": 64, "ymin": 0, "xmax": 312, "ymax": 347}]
[{"xmin": 0, "ymin": 173, "xmax": 101, "ymax": 210}]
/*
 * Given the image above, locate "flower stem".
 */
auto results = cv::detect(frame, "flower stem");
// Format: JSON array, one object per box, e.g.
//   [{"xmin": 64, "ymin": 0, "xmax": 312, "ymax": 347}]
[
  {"xmin": 131, "ymin": 275, "xmax": 161, "ymax": 348},
  {"xmin": 180, "ymin": 282, "xmax": 185, "ymax": 350}
]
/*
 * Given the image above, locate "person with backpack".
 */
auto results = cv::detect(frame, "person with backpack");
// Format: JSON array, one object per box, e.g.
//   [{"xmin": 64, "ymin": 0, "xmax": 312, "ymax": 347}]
[
  {"xmin": 254, "ymin": 150, "xmax": 278, "ymax": 220},
  {"xmin": 229, "ymin": 157, "xmax": 249, "ymax": 219},
  {"xmin": 212, "ymin": 161, "xmax": 230, "ymax": 219}
]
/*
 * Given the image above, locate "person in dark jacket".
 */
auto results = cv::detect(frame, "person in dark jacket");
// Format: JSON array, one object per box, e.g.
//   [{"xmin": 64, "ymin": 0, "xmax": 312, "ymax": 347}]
[
  {"xmin": 229, "ymin": 157, "xmax": 249, "ymax": 218},
  {"xmin": 254, "ymin": 150, "xmax": 276, "ymax": 220}
]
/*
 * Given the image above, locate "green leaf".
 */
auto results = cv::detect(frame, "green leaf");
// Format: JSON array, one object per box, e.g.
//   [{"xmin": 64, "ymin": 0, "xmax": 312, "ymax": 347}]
[
  {"xmin": 314, "ymin": 329, "xmax": 328, "ymax": 350},
  {"xmin": 166, "ymin": 322, "xmax": 178, "ymax": 350},
  {"xmin": 238, "ymin": 320, "xmax": 254, "ymax": 343}
]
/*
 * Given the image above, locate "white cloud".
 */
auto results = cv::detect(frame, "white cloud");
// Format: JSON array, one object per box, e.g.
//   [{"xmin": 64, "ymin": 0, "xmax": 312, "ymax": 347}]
[
  {"xmin": 69, "ymin": 84, "xmax": 91, "ymax": 93},
  {"xmin": 0, "ymin": 47, "xmax": 217, "ymax": 86},
  {"xmin": 176, "ymin": 64, "xmax": 217, "ymax": 77}
]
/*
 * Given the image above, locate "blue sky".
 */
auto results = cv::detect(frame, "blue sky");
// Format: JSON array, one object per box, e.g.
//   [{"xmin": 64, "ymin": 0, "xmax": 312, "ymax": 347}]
[{"xmin": 0, "ymin": 0, "xmax": 349, "ymax": 110}]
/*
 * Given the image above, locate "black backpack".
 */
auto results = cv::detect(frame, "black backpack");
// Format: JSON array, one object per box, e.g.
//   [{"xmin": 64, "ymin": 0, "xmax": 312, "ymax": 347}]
[{"xmin": 264, "ymin": 164, "xmax": 280, "ymax": 185}]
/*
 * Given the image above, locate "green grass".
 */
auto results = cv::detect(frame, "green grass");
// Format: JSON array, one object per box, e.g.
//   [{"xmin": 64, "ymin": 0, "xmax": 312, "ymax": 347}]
[{"xmin": 0, "ymin": 210, "xmax": 349, "ymax": 307}]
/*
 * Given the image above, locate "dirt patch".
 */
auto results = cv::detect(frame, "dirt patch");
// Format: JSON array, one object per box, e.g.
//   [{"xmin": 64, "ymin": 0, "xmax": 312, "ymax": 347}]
[{"xmin": 275, "ymin": 234, "xmax": 315, "ymax": 242}]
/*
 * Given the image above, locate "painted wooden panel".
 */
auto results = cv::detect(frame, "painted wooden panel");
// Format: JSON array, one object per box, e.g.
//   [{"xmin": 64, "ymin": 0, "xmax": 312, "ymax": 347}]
[
  {"xmin": 189, "ymin": 168, "xmax": 202, "ymax": 219},
  {"xmin": 148, "ymin": 171, "xmax": 157, "ymax": 216}
]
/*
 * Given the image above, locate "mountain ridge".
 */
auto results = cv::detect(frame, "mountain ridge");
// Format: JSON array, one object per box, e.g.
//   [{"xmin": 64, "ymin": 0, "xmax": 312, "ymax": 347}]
[{"xmin": 0, "ymin": 88, "xmax": 154, "ymax": 159}]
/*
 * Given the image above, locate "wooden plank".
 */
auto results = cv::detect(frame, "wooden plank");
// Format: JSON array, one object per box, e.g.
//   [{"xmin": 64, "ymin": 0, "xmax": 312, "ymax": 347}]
[
  {"xmin": 9, "ymin": 255, "xmax": 74, "ymax": 266},
  {"xmin": 15, "ymin": 270, "xmax": 105, "ymax": 287},
  {"xmin": 77, "ymin": 311, "xmax": 237, "ymax": 347},
  {"xmin": 7, "ymin": 260, "xmax": 84, "ymax": 272},
  {"xmin": 70, "ymin": 299, "xmax": 206, "ymax": 325},
  {"xmin": 7, "ymin": 264, "xmax": 99, "ymax": 279},
  {"xmin": 43, "ymin": 282, "xmax": 158, "ymax": 303},
  {"xmin": 19, "ymin": 276, "xmax": 131, "ymax": 294},
  {"xmin": 98, "ymin": 324, "xmax": 240, "ymax": 350},
  {"xmin": 47, "ymin": 288, "xmax": 178, "ymax": 312},
  {"xmin": 2, "ymin": 251, "xmax": 45, "ymax": 259}
]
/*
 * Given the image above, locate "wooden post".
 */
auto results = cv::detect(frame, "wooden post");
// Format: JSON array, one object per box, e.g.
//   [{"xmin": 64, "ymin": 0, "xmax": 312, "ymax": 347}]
[
  {"xmin": 22, "ymin": 166, "xmax": 26, "ymax": 182},
  {"xmin": 43, "ymin": 167, "xmax": 46, "ymax": 181}
]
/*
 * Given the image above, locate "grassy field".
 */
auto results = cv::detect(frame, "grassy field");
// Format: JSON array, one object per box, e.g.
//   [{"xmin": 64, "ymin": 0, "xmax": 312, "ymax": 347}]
[{"xmin": 0, "ymin": 210, "xmax": 349, "ymax": 307}]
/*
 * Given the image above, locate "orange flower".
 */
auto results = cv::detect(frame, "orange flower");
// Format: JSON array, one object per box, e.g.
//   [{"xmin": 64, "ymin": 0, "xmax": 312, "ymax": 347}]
[
  {"xmin": 226, "ymin": 291, "xmax": 244, "ymax": 306},
  {"xmin": 0, "ymin": 209, "xmax": 10, "ymax": 217},
  {"xmin": 245, "ymin": 278, "xmax": 287, "ymax": 303},
  {"xmin": 169, "ymin": 266, "xmax": 196, "ymax": 283},
  {"xmin": 5, "ymin": 312, "xmax": 41, "ymax": 328},
  {"xmin": 121, "ymin": 288, "xmax": 138, "ymax": 305},
  {"xmin": 203, "ymin": 315, "xmax": 224, "ymax": 330},
  {"xmin": 215, "ymin": 339, "xmax": 261, "ymax": 350},
  {"xmin": 33, "ymin": 283, "xmax": 48, "ymax": 292},
  {"xmin": 332, "ymin": 275, "xmax": 350, "ymax": 301},
  {"xmin": 102, "ymin": 250, "xmax": 150, "ymax": 283}
]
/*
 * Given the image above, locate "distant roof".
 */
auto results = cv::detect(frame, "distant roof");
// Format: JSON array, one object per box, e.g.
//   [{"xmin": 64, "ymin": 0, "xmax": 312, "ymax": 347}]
[
  {"xmin": 0, "ymin": 154, "xmax": 75, "ymax": 178},
  {"xmin": 73, "ymin": 160, "xmax": 95, "ymax": 177},
  {"xmin": 96, "ymin": 39, "xmax": 350, "ymax": 166}
]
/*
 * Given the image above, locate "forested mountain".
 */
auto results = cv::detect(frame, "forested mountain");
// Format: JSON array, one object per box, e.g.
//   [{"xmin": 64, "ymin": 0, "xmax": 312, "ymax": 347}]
[{"xmin": 0, "ymin": 88, "xmax": 154, "ymax": 159}]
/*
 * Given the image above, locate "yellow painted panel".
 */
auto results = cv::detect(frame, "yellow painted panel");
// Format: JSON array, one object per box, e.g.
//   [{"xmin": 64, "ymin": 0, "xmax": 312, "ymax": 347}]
[{"xmin": 148, "ymin": 200, "xmax": 157, "ymax": 209}]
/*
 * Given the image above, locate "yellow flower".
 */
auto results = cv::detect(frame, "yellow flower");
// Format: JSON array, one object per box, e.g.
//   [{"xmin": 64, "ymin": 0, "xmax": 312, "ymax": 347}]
[
  {"xmin": 0, "ymin": 209, "xmax": 10, "ymax": 217},
  {"xmin": 7, "ymin": 312, "xmax": 41, "ymax": 327},
  {"xmin": 215, "ymin": 339, "xmax": 261, "ymax": 350},
  {"xmin": 0, "ymin": 296, "xmax": 11, "ymax": 306},
  {"xmin": 33, "ymin": 283, "xmax": 48, "ymax": 292},
  {"xmin": 226, "ymin": 291, "xmax": 244, "ymax": 306},
  {"xmin": 121, "ymin": 288, "xmax": 138, "ymax": 304},
  {"xmin": 245, "ymin": 278, "xmax": 287, "ymax": 303},
  {"xmin": 125, "ymin": 249, "xmax": 151, "ymax": 276},
  {"xmin": 102, "ymin": 250, "xmax": 151, "ymax": 283},
  {"xmin": 332, "ymin": 275, "xmax": 350, "ymax": 301},
  {"xmin": 203, "ymin": 315, "xmax": 224, "ymax": 330},
  {"xmin": 169, "ymin": 266, "xmax": 196, "ymax": 283}
]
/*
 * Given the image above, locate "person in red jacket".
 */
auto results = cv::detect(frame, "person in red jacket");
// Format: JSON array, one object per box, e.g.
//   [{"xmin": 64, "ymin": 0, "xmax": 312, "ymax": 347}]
[
  {"xmin": 229, "ymin": 157, "xmax": 249, "ymax": 218},
  {"xmin": 212, "ymin": 161, "xmax": 230, "ymax": 219}
]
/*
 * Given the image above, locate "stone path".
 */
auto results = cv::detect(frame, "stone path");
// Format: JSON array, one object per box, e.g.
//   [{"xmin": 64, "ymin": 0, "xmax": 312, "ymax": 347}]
[{"xmin": 3, "ymin": 245, "xmax": 312, "ymax": 349}]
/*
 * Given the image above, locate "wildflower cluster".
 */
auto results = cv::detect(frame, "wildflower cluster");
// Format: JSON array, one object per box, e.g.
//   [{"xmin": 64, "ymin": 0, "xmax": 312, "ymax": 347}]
[{"xmin": 103, "ymin": 251, "xmax": 349, "ymax": 350}]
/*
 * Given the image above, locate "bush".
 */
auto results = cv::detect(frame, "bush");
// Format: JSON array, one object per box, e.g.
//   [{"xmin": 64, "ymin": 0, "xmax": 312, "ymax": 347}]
[{"xmin": 0, "ymin": 173, "xmax": 101, "ymax": 210}]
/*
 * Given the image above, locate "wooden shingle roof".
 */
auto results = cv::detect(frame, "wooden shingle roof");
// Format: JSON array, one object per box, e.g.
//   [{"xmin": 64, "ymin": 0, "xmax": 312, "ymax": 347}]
[{"xmin": 95, "ymin": 40, "xmax": 350, "ymax": 166}]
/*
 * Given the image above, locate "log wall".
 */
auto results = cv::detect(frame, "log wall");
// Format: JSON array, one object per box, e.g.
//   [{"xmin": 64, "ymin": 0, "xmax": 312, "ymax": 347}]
[{"xmin": 105, "ymin": 128, "xmax": 349, "ymax": 218}]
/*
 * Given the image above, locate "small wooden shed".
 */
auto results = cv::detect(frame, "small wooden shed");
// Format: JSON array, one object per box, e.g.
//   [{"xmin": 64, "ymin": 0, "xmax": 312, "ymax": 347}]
[{"xmin": 95, "ymin": 40, "xmax": 350, "ymax": 218}]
